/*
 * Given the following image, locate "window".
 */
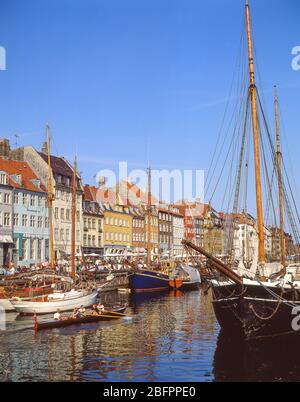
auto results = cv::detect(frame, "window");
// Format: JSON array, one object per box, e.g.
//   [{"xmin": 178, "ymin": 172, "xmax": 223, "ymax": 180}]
[
  {"xmin": 92, "ymin": 235, "xmax": 95, "ymax": 246},
  {"xmin": 4, "ymin": 213, "xmax": 10, "ymax": 226},
  {"xmin": 105, "ymin": 232, "xmax": 109, "ymax": 241},
  {"xmin": 38, "ymin": 197, "xmax": 43, "ymax": 207},
  {"xmin": 22, "ymin": 239, "xmax": 28, "ymax": 260},
  {"xmin": 110, "ymin": 233, "xmax": 113, "ymax": 241},
  {"xmin": 30, "ymin": 195, "xmax": 35, "ymax": 206},
  {"xmin": 66, "ymin": 209, "xmax": 70, "ymax": 221},
  {"xmin": 60, "ymin": 229, "xmax": 64, "ymax": 241},
  {"xmin": 22, "ymin": 193, "xmax": 27, "ymax": 205},
  {"xmin": 66, "ymin": 229, "xmax": 70, "ymax": 242},
  {"xmin": 88, "ymin": 219, "xmax": 91, "ymax": 229},
  {"xmin": 92, "ymin": 219, "xmax": 96, "ymax": 229},
  {"xmin": 61, "ymin": 208, "xmax": 65, "ymax": 220},
  {"xmin": 54, "ymin": 228, "xmax": 59, "ymax": 241},
  {"xmin": 105, "ymin": 217, "xmax": 109, "ymax": 225},
  {"xmin": 22, "ymin": 214, "xmax": 27, "ymax": 226},
  {"xmin": 83, "ymin": 234, "xmax": 87, "ymax": 246},
  {"xmin": 4, "ymin": 193, "xmax": 10, "ymax": 204},
  {"xmin": 13, "ymin": 192, "xmax": 19, "ymax": 204},
  {"xmin": 30, "ymin": 216, "xmax": 36, "ymax": 227},
  {"xmin": 76, "ymin": 211, "xmax": 80, "ymax": 222},
  {"xmin": 13, "ymin": 213, "xmax": 19, "ymax": 226},
  {"xmin": 38, "ymin": 216, "xmax": 43, "ymax": 228},
  {"xmin": 30, "ymin": 239, "xmax": 35, "ymax": 260},
  {"xmin": 44, "ymin": 217, "xmax": 49, "ymax": 228},
  {"xmin": 55, "ymin": 208, "xmax": 58, "ymax": 219},
  {"xmin": 98, "ymin": 236, "xmax": 101, "ymax": 247},
  {"xmin": 0, "ymin": 173, "xmax": 7, "ymax": 185},
  {"xmin": 110, "ymin": 217, "xmax": 113, "ymax": 225},
  {"xmin": 45, "ymin": 239, "xmax": 49, "ymax": 259},
  {"xmin": 37, "ymin": 239, "xmax": 42, "ymax": 260},
  {"xmin": 88, "ymin": 235, "xmax": 91, "ymax": 246}
]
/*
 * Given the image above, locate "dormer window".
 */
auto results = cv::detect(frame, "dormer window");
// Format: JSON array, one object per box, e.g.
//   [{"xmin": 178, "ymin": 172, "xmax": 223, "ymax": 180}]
[{"xmin": 0, "ymin": 172, "xmax": 8, "ymax": 185}]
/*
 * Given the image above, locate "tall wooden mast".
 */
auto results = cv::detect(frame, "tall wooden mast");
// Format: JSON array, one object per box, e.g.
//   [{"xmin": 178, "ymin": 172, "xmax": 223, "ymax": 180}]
[
  {"xmin": 71, "ymin": 156, "xmax": 77, "ymax": 282},
  {"xmin": 147, "ymin": 167, "xmax": 152, "ymax": 268},
  {"xmin": 274, "ymin": 85, "xmax": 286, "ymax": 267},
  {"xmin": 46, "ymin": 124, "xmax": 55, "ymax": 269},
  {"xmin": 245, "ymin": 0, "xmax": 265, "ymax": 265}
]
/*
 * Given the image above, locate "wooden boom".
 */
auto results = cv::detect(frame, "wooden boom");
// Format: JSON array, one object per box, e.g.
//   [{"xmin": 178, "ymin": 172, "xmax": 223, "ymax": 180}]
[{"xmin": 182, "ymin": 240, "xmax": 243, "ymax": 285}]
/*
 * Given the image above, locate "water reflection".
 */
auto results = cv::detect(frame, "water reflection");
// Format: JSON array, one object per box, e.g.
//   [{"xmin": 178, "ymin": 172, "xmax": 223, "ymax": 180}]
[
  {"xmin": 213, "ymin": 330, "xmax": 300, "ymax": 382},
  {"xmin": 0, "ymin": 289, "xmax": 218, "ymax": 382},
  {"xmin": 4, "ymin": 289, "xmax": 300, "ymax": 381}
]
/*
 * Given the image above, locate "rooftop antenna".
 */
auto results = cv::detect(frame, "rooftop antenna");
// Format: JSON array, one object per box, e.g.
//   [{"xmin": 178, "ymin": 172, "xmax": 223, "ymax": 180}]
[{"xmin": 14, "ymin": 134, "xmax": 19, "ymax": 148}]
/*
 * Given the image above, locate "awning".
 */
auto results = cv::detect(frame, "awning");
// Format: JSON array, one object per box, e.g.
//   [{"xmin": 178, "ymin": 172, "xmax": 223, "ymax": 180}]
[{"xmin": 0, "ymin": 235, "xmax": 14, "ymax": 244}]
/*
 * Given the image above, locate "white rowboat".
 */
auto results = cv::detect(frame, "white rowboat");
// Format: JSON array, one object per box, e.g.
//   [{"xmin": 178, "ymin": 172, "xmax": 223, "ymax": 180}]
[
  {"xmin": 0, "ymin": 298, "xmax": 15, "ymax": 312},
  {"xmin": 10, "ymin": 290, "xmax": 98, "ymax": 315}
]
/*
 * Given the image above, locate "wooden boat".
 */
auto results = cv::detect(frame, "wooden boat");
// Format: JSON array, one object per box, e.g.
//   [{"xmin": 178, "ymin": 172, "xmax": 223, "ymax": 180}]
[
  {"xmin": 181, "ymin": 1, "xmax": 300, "ymax": 341},
  {"xmin": 35, "ymin": 307, "xmax": 127, "ymax": 331},
  {"xmin": 128, "ymin": 168, "xmax": 171, "ymax": 293},
  {"xmin": 0, "ymin": 284, "xmax": 54, "ymax": 312},
  {"xmin": 11, "ymin": 289, "xmax": 98, "ymax": 315}
]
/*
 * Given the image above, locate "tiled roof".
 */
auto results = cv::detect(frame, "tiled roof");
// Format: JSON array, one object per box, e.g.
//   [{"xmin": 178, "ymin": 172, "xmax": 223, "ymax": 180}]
[
  {"xmin": 38, "ymin": 152, "xmax": 73, "ymax": 177},
  {"xmin": 0, "ymin": 158, "xmax": 46, "ymax": 193},
  {"xmin": 84, "ymin": 185, "xmax": 98, "ymax": 201}
]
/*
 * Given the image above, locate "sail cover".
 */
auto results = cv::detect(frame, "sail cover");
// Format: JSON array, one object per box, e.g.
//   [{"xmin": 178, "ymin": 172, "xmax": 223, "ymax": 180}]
[{"xmin": 174, "ymin": 265, "xmax": 201, "ymax": 282}]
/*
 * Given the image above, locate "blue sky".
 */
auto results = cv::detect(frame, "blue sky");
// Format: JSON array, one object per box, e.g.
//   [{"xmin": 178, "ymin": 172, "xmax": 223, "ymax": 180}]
[{"xmin": 0, "ymin": 0, "xmax": 299, "ymax": 209}]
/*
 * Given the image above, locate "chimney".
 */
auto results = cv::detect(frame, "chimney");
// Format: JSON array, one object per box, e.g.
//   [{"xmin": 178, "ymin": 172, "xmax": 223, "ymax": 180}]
[{"xmin": 0, "ymin": 138, "xmax": 10, "ymax": 158}]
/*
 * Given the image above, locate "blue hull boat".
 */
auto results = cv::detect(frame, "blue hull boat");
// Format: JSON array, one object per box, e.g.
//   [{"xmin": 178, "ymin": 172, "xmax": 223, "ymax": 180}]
[{"xmin": 128, "ymin": 270, "xmax": 170, "ymax": 293}]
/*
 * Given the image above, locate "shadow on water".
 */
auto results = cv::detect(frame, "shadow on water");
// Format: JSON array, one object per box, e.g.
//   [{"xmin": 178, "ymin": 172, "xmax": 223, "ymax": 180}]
[{"xmin": 213, "ymin": 330, "xmax": 300, "ymax": 382}]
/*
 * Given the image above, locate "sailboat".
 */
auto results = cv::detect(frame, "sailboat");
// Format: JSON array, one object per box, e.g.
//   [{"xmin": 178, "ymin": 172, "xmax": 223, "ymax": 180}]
[
  {"xmin": 183, "ymin": 0, "xmax": 300, "ymax": 340},
  {"xmin": 11, "ymin": 127, "xmax": 97, "ymax": 314},
  {"xmin": 128, "ymin": 168, "xmax": 170, "ymax": 292}
]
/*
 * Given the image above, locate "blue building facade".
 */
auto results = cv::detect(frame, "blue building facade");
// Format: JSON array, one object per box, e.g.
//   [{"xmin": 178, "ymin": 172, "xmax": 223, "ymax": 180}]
[
  {"xmin": 13, "ymin": 189, "xmax": 49, "ymax": 267},
  {"xmin": 0, "ymin": 157, "xmax": 49, "ymax": 268}
]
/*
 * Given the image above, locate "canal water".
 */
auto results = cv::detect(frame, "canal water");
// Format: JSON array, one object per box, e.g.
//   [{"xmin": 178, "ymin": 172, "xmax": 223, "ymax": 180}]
[{"xmin": 0, "ymin": 288, "xmax": 299, "ymax": 382}]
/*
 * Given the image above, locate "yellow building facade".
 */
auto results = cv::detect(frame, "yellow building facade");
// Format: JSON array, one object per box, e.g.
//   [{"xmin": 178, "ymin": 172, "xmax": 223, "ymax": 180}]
[{"xmin": 102, "ymin": 204, "xmax": 132, "ymax": 255}]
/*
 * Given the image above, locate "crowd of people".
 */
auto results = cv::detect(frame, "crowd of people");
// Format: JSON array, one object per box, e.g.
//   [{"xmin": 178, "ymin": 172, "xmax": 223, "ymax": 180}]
[
  {"xmin": 1, "ymin": 255, "xmax": 192, "ymax": 278},
  {"xmin": 0, "ymin": 257, "xmax": 135, "ymax": 277}
]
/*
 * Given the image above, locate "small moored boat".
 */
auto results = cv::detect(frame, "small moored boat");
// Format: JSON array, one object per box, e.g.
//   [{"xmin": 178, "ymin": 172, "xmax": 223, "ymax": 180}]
[
  {"xmin": 11, "ymin": 289, "xmax": 98, "ymax": 315},
  {"xmin": 35, "ymin": 307, "xmax": 127, "ymax": 331},
  {"xmin": 169, "ymin": 265, "xmax": 201, "ymax": 291}
]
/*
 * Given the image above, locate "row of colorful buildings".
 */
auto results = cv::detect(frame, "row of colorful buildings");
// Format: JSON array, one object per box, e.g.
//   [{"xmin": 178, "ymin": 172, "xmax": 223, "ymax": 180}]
[{"xmin": 0, "ymin": 138, "xmax": 295, "ymax": 267}]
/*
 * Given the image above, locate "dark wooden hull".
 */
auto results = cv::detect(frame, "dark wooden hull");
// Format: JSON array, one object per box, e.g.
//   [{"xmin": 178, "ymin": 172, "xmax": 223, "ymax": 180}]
[
  {"xmin": 36, "ymin": 307, "xmax": 126, "ymax": 331},
  {"xmin": 212, "ymin": 283, "xmax": 300, "ymax": 340}
]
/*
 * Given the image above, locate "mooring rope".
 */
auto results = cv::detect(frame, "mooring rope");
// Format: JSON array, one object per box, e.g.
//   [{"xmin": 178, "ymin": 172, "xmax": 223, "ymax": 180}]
[{"xmin": 249, "ymin": 291, "xmax": 284, "ymax": 321}]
